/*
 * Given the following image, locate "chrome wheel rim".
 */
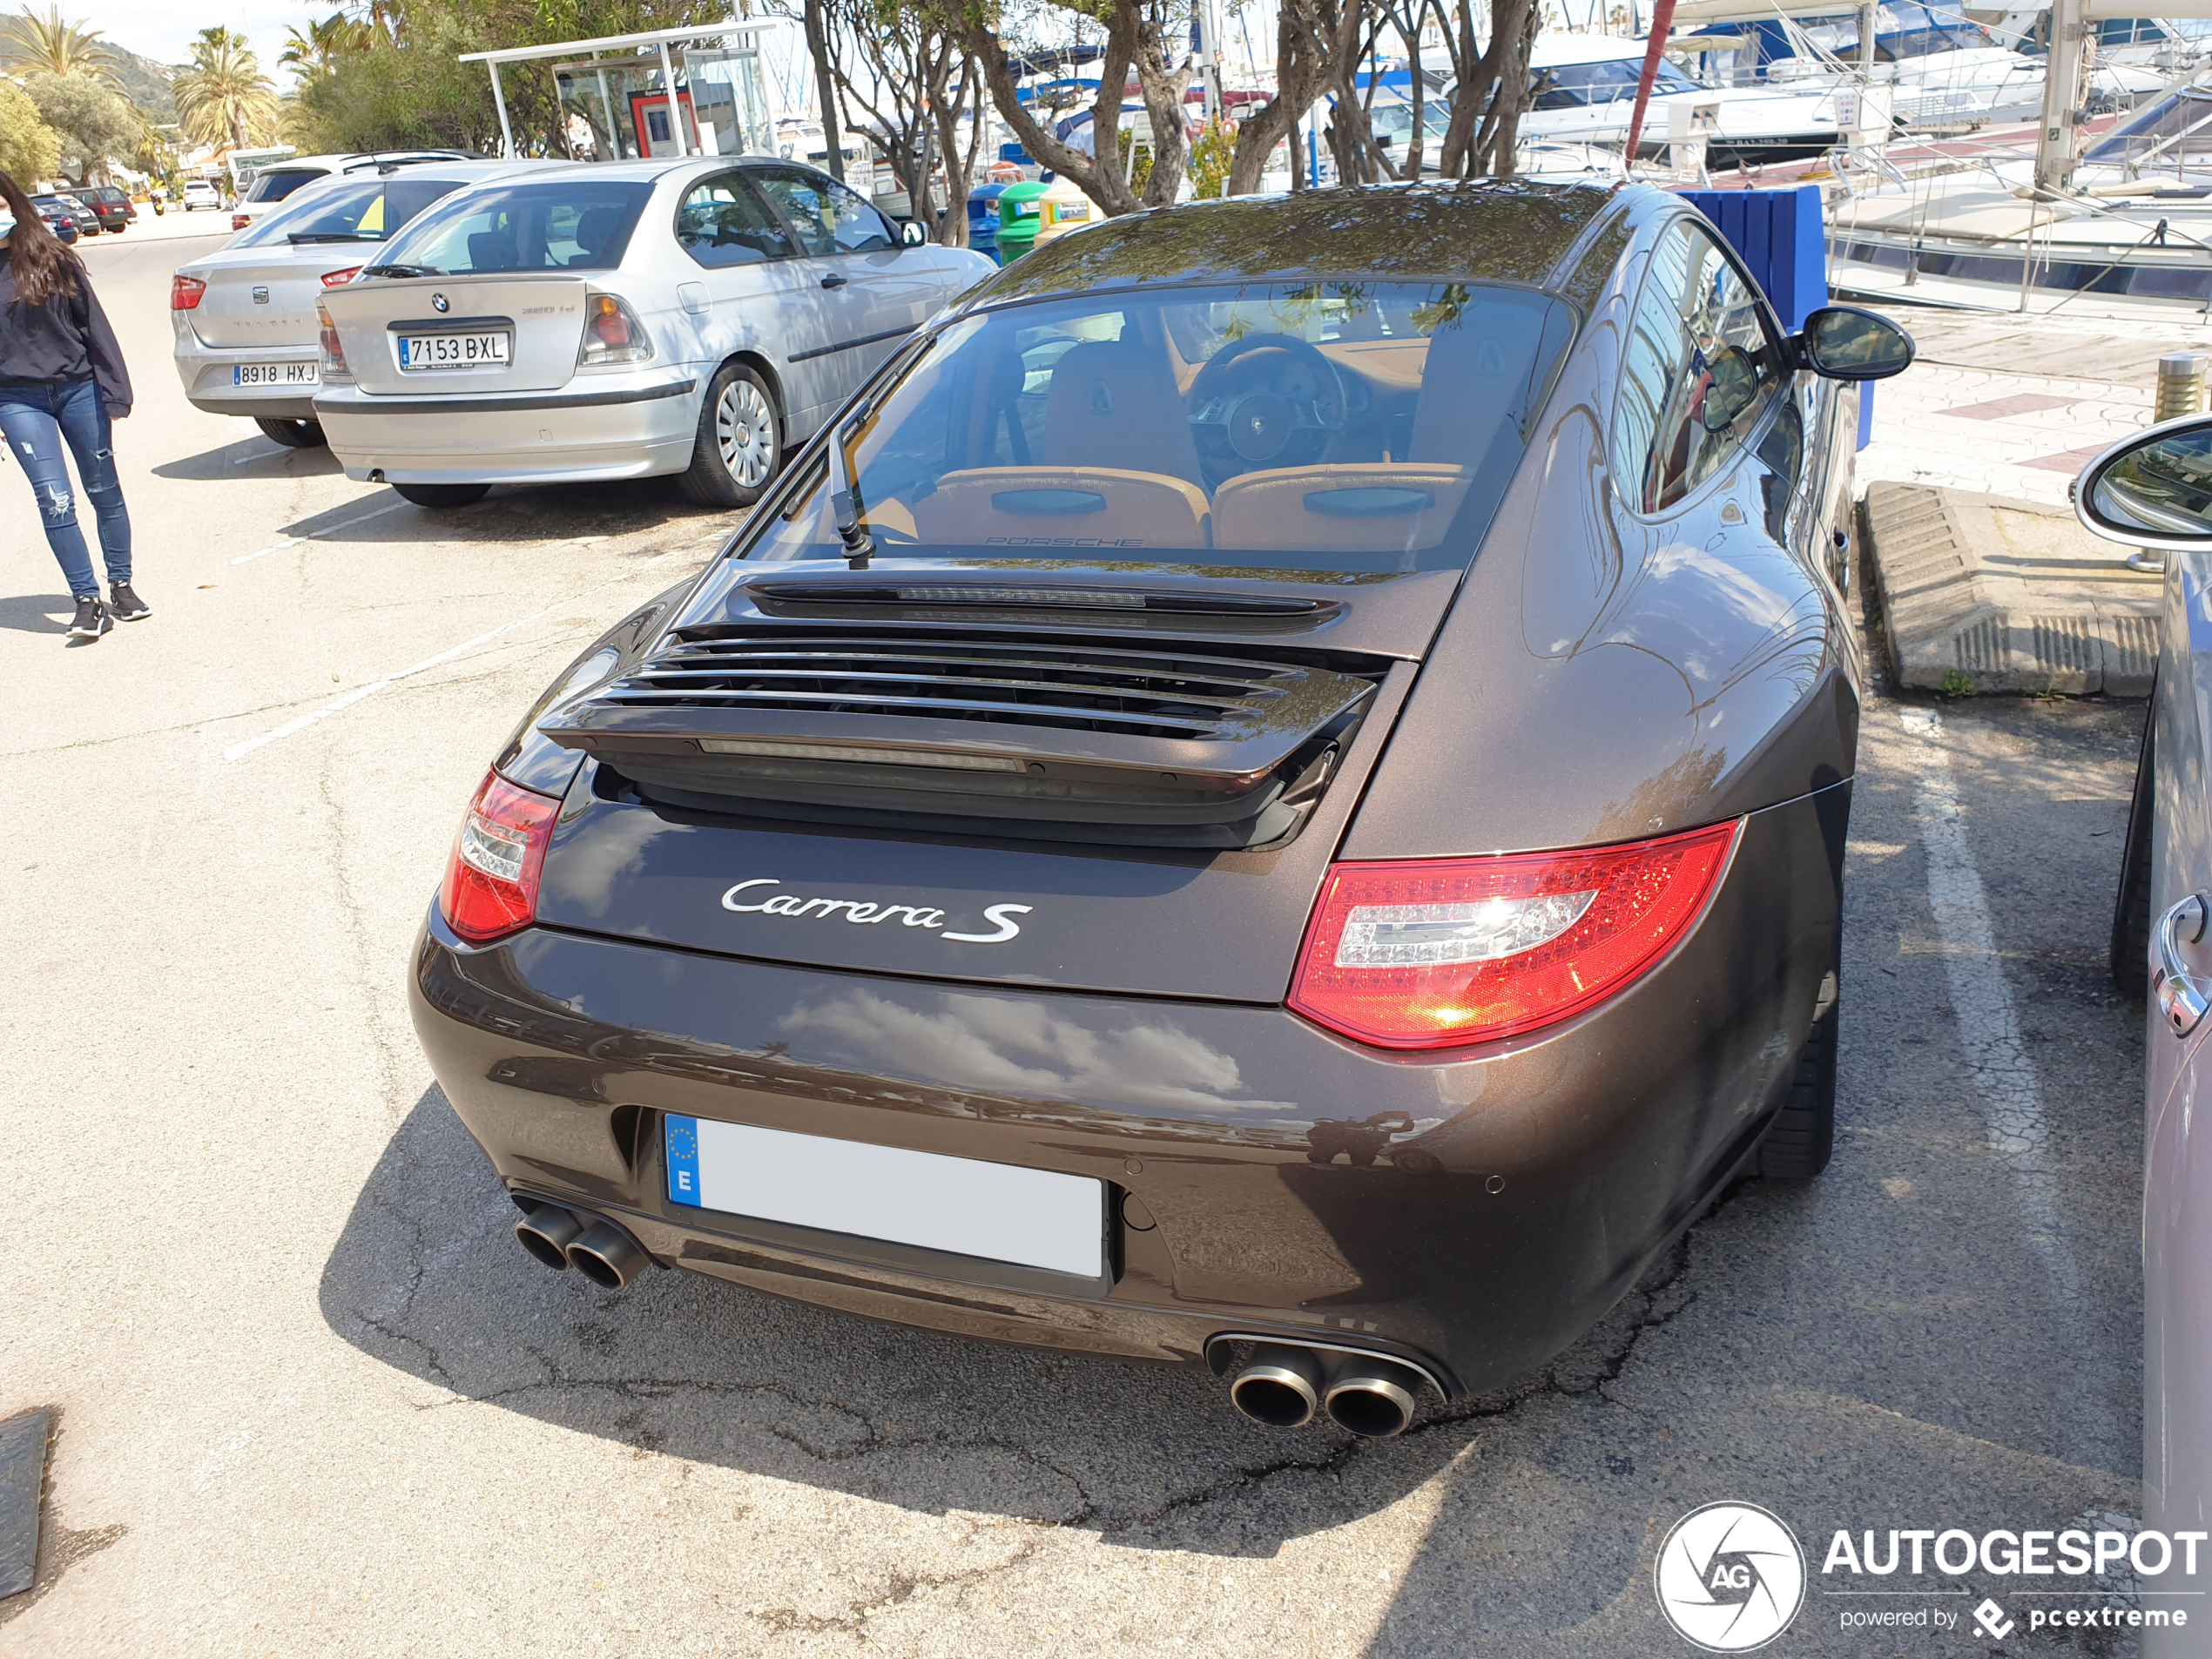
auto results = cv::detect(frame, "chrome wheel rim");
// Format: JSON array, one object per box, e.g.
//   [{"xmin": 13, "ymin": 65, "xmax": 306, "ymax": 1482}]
[{"xmin": 715, "ymin": 377, "xmax": 775, "ymax": 488}]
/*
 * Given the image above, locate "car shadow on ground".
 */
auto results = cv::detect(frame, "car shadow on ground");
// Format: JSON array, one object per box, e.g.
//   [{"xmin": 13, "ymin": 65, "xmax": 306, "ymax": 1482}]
[
  {"xmin": 320, "ymin": 1084, "xmax": 1683, "ymax": 1558},
  {"xmin": 273, "ymin": 479, "xmax": 736, "ymax": 549},
  {"xmin": 152, "ymin": 440, "xmax": 345, "ymax": 482},
  {"xmin": 0, "ymin": 595, "xmax": 73, "ymax": 635}
]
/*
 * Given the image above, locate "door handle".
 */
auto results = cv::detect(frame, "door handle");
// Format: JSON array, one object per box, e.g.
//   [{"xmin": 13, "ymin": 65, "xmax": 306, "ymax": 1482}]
[
  {"xmin": 2155, "ymin": 893, "xmax": 2212, "ymax": 1036},
  {"xmin": 820, "ymin": 273, "xmax": 848, "ymax": 289}
]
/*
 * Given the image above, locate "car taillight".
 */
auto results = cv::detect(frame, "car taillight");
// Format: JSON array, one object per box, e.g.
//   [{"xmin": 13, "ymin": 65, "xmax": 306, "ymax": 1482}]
[
  {"xmin": 171, "ymin": 274, "xmax": 206, "ymax": 310},
  {"xmin": 1287, "ymin": 823, "xmax": 1738, "ymax": 1050},
  {"xmin": 438, "ymin": 771, "xmax": 560, "ymax": 945},
  {"xmin": 320, "ymin": 266, "xmax": 361, "ymax": 287},
  {"xmin": 577, "ymin": 291, "xmax": 652, "ymax": 366},
  {"xmin": 315, "ymin": 297, "xmax": 351, "ymax": 381},
  {"xmin": 231, "ymin": 212, "xmax": 250, "ymax": 230}
]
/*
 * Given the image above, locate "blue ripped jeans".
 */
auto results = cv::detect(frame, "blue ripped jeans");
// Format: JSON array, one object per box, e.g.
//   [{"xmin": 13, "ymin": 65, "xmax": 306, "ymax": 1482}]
[{"xmin": 0, "ymin": 377, "xmax": 132, "ymax": 598}]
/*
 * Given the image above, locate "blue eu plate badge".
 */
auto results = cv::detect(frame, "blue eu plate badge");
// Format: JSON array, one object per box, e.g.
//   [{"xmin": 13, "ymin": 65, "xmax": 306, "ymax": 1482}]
[{"xmin": 665, "ymin": 1115, "xmax": 702, "ymax": 1206}]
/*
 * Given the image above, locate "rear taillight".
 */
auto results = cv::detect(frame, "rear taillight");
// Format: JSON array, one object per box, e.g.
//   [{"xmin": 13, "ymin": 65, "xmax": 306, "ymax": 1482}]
[
  {"xmin": 170, "ymin": 274, "xmax": 206, "ymax": 310},
  {"xmin": 438, "ymin": 771, "xmax": 561, "ymax": 945},
  {"xmin": 1287, "ymin": 823, "xmax": 1738, "ymax": 1049},
  {"xmin": 315, "ymin": 297, "xmax": 351, "ymax": 381},
  {"xmin": 577, "ymin": 291, "xmax": 652, "ymax": 366},
  {"xmin": 231, "ymin": 212, "xmax": 250, "ymax": 231},
  {"xmin": 320, "ymin": 266, "xmax": 361, "ymax": 287}
]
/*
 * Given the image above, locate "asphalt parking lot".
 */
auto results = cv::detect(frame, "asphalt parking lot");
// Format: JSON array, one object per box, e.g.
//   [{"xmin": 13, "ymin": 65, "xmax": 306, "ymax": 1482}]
[{"xmin": 0, "ymin": 225, "xmax": 2153, "ymax": 1656}]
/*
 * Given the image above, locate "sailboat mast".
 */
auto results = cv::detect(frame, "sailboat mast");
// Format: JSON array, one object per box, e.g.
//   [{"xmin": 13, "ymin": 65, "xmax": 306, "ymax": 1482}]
[{"xmin": 2034, "ymin": 0, "xmax": 2086, "ymax": 193}]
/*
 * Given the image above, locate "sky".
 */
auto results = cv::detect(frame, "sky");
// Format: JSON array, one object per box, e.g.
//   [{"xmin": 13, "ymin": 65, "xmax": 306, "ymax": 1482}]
[{"xmin": 87, "ymin": 0, "xmax": 297, "ymax": 72}]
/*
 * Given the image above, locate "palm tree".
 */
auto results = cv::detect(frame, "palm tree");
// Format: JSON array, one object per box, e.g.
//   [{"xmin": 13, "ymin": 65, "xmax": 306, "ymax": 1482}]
[
  {"xmin": 0, "ymin": 5, "xmax": 123, "ymax": 85},
  {"xmin": 280, "ymin": 12, "xmax": 369, "ymax": 79},
  {"xmin": 172, "ymin": 33, "xmax": 279, "ymax": 153}
]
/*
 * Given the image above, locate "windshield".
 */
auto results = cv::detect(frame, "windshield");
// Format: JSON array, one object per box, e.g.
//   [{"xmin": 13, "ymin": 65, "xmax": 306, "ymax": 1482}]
[
  {"xmin": 377, "ymin": 178, "xmax": 649, "ymax": 274},
  {"xmin": 1531, "ymin": 57, "xmax": 1699, "ymax": 108},
  {"xmin": 230, "ymin": 177, "xmax": 470, "ymax": 247},
  {"xmin": 246, "ymin": 167, "xmax": 329, "ymax": 204},
  {"xmin": 744, "ymin": 282, "xmax": 1575, "ymax": 576}
]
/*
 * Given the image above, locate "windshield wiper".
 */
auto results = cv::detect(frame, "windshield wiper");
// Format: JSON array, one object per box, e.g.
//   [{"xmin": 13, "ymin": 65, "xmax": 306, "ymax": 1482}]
[
  {"xmin": 358, "ymin": 262, "xmax": 442, "ymax": 278},
  {"xmin": 827, "ymin": 414, "xmax": 874, "ymax": 570},
  {"xmin": 288, "ymin": 232, "xmax": 381, "ymax": 244}
]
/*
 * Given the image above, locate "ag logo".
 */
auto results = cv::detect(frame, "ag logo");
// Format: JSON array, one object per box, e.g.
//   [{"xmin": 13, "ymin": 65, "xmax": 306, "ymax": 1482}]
[{"xmin": 1654, "ymin": 1502, "xmax": 1806, "ymax": 1652}]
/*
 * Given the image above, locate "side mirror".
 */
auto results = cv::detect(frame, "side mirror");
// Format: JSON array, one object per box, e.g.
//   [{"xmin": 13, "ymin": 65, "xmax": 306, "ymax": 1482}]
[
  {"xmin": 900, "ymin": 219, "xmax": 928, "ymax": 247},
  {"xmin": 1795, "ymin": 306, "xmax": 1915, "ymax": 380},
  {"xmin": 2074, "ymin": 415, "xmax": 2212, "ymax": 549},
  {"xmin": 1698, "ymin": 344, "xmax": 1762, "ymax": 432}
]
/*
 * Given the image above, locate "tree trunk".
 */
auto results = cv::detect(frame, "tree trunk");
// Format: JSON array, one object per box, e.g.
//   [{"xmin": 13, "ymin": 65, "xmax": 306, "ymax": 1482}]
[
  {"xmin": 1129, "ymin": 9, "xmax": 1193, "ymax": 208},
  {"xmin": 805, "ymin": 0, "xmax": 845, "ymax": 182},
  {"xmin": 961, "ymin": 4, "xmax": 1142, "ymax": 215},
  {"xmin": 1224, "ymin": 1, "xmax": 1325, "ymax": 196}
]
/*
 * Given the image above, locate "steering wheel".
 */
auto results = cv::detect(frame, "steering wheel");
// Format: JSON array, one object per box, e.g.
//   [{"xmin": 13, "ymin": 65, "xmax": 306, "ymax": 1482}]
[{"xmin": 1185, "ymin": 334, "xmax": 1348, "ymax": 481}]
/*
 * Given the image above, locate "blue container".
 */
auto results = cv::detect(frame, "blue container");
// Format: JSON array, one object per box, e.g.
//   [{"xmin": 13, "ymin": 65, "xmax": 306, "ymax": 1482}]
[{"xmin": 967, "ymin": 182, "xmax": 1008, "ymax": 265}]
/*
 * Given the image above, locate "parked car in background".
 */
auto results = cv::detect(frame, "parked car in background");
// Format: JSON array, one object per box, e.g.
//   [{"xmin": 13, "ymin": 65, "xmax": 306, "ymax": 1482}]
[
  {"xmin": 314, "ymin": 157, "xmax": 995, "ymax": 508},
  {"xmin": 228, "ymin": 151, "xmax": 475, "ymax": 233},
  {"xmin": 26, "ymin": 195, "xmax": 78, "ymax": 244},
  {"xmin": 180, "ymin": 179, "xmax": 220, "ymax": 212},
  {"xmin": 403, "ymin": 180, "xmax": 1912, "ymax": 1438},
  {"xmin": 2074, "ymin": 416, "xmax": 2212, "ymax": 1657},
  {"xmin": 34, "ymin": 192, "xmax": 98, "ymax": 237},
  {"xmin": 172, "ymin": 159, "xmax": 570, "ymax": 449},
  {"xmin": 64, "ymin": 185, "xmax": 133, "ymax": 233}
]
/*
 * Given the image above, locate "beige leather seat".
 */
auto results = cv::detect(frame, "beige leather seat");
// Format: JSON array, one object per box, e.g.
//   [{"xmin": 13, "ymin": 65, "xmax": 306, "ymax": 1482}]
[
  {"xmin": 913, "ymin": 467, "xmax": 1210, "ymax": 550},
  {"xmin": 1042, "ymin": 340, "xmax": 1204, "ymax": 484}
]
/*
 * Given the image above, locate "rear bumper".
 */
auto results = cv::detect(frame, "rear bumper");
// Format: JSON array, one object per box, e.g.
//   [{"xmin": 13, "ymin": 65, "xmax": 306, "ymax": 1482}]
[
  {"xmin": 408, "ymin": 783, "xmax": 1848, "ymax": 1395},
  {"xmin": 314, "ymin": 375, "xmax": 699, "ymax": 485},
  {"xmin": 174, "ymin": 332, "xmax": 323, "ymax": 420}
]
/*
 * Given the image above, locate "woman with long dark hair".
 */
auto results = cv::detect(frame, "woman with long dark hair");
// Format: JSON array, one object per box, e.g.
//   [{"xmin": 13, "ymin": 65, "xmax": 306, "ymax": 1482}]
[{"xmin": 0, "ymin": 166, "xmax": 144, "ymax": 641}]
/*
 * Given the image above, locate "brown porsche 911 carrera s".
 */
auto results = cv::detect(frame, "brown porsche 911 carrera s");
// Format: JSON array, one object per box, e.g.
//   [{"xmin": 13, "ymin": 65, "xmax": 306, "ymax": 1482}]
[{"xmin": 408, "ymin": 178, "xmax": 1912, "ymax": 1438}]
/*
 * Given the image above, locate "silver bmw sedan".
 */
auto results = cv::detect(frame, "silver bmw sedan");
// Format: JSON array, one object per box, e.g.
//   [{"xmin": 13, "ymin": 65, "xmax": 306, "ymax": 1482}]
[
  {"xmin": 170, "ymin": 158, "xmax": 571, "ymax": 450},
  {"xmin": 311, "ymin": 158, "xmax": 996, "ymax": 509}
]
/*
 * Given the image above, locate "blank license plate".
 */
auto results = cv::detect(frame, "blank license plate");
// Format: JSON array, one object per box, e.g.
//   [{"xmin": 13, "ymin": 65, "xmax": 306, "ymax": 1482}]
[
  {"xmin": 234, "ymin": 362, "xmax": 317, "ymax": 386},
  {"xmin": 664, "ymin": 1116, "xmax": 1103, "ymax": 1278},
  {"xmin": 397, "ymin": 332, "xmax": 509, "ymax": 369}
]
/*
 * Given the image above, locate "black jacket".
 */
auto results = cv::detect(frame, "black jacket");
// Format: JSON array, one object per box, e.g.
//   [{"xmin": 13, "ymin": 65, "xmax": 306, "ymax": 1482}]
[{"xmin": 0, "ymin": 248, "xmax": 132, "ymax": 415}]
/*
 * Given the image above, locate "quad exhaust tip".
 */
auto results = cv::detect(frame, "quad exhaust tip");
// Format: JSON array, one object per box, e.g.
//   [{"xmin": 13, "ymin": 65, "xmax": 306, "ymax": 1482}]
[
  {"xmin": 1228, "ymin": 1342, "xmax": 1427, "ymax": 1438},
  {"xmin": 513, "ymin": 1204, "xmax": 649, "ymax": 1288}
]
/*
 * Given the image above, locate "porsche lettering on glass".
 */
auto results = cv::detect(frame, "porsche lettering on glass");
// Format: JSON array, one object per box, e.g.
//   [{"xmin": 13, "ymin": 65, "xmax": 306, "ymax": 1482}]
[{"xmin": 408, "ymin": 180, "xmax": 1912, "ymax": 1437}]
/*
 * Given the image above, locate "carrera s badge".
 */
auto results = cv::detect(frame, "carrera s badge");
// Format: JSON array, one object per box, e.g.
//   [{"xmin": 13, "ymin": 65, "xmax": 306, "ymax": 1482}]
[{"xmin": 721, "ymin": 879, "xmax": 1030, "ymax": 944}]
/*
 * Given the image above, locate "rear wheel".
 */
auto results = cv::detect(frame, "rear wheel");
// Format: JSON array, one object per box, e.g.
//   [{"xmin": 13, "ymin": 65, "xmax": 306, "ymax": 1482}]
[
  {"xmin": 1754, "ymin": 961, "xmax": 1838, "ymax": 1182},
  {"xmin": 255, "ymin": 416, "xmax": 326, "ymax": 448},
  {"xmin": 2113, "ymin": 694, "xmax": 2156, "ymax": 995},
  {"xmin": 391, "ymin": 482, "xmax": 490, "ymax": 509},
  {"xmin": 677, "ymin": 361, "xmax": 780, "ymax": 509}
]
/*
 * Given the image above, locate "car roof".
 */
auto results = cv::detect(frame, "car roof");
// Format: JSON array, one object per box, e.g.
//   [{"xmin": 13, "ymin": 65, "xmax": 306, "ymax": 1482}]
[
  {"xmin": 542, "ymin": 156, "xmax": 834, "ymax": 187},
  {"xmin": 974, "ymin": 179, "xmax": 1629, "ymax": 305},
  {"xmin": 261, "ymin": 151, "xmax": 475, "ymax": 172}
]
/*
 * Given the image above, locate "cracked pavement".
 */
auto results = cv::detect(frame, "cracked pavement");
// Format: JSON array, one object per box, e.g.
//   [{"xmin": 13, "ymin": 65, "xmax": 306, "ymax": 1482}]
[{"xmin": 0, "ymin": 225, "xmax": 2154, "ymax": 1656}]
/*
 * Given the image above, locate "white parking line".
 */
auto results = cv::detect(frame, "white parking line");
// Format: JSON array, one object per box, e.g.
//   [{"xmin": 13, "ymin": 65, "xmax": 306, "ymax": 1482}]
[
  {"xmin": 230, "ymin": 498, "xmax": 411, "ymax": 564},
  {"xmin": 1896, "ymin": 705, "xmax": 2120, "ymax": 1453},
  {"xmin": 220, "ymin": 553, "xmax": 690, "ymax": 762}
]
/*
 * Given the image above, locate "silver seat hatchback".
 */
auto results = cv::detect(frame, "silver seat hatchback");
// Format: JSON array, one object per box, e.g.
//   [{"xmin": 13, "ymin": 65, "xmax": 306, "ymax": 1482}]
[{"xmin": 312, "ymin": 158, "xmax": 995, "ymax": 509}]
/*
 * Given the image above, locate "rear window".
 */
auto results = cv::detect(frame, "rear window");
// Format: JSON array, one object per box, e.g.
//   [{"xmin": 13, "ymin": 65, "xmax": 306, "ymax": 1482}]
[
  {"xmin": 231, "ymin": 178, "xmax": 469, "ymax": 248},
  {"xmin": 246, "ymin": 167, "xmax": 331, "ymax": 204},
  {"xmin": 378, "ymin": 179, "xmax": 651, "ymax": 274},
  {"xmin": 744, "ymin": 281, "xmax": 1574, "ymax": 575}
]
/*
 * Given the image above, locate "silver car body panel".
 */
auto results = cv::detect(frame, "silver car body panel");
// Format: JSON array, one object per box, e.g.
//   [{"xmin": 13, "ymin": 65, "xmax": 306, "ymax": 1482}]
[{"xmin": 312, "ymin": 158, "xmax": 994, "ymax": 486}]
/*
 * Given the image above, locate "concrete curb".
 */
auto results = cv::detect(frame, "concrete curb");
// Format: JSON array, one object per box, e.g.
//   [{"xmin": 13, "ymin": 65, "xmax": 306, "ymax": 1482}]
[{"xmin": 1863, "ymin": 481, "xmax": 2159, "ymax": 695}]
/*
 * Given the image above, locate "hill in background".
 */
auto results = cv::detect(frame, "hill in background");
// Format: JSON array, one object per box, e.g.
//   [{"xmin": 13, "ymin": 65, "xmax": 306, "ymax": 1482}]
[{"xmin": 111, "ymin": 44, "xmax": 178, "ymax": 123}]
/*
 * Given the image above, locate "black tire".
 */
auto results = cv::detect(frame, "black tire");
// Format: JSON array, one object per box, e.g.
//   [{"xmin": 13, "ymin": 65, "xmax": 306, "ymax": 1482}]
[
  {"xmin": 1754, "ymin": 961, "xmax": 1838, "ymax": 1181},
  {"xmin": 392, "ymin": 482, "xmax": 490, "ymax": 509},
  {"xmin": 677, "ymin": 361, "xmax": 781, "ymax": 509},
  {"xmin": 2113, "ymin": 695, "xmax": 2156, "ymax": 995},
  {"xmin": 255, "ymin": 416, "xmax": 327, "ymax": 448}
]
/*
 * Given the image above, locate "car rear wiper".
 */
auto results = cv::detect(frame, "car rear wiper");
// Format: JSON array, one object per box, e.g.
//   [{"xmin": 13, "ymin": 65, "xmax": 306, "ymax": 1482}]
[
  {"xmin": 288, "ymin": 232, "xmax": 381, "ymax": 243},
  {"xmin": 358, "ymin": 262, "xmax": 443, "ymax": 278}
]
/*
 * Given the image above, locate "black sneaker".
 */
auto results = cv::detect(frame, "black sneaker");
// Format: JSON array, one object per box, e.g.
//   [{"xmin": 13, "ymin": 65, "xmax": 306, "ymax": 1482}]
[
  {"xmin": 109, "ymin": 583, "xmax": 151, "ymax": 621},
  {"xmin": 67, "ymin": 596, "xmax": 111, "ymax": 640}
]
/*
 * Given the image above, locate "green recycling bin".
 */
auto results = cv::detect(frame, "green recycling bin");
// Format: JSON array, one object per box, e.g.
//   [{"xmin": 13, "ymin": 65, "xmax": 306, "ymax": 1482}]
[{"xmin": 994, "ymin": 181, "xmax": 1046, "ymax": 261}]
